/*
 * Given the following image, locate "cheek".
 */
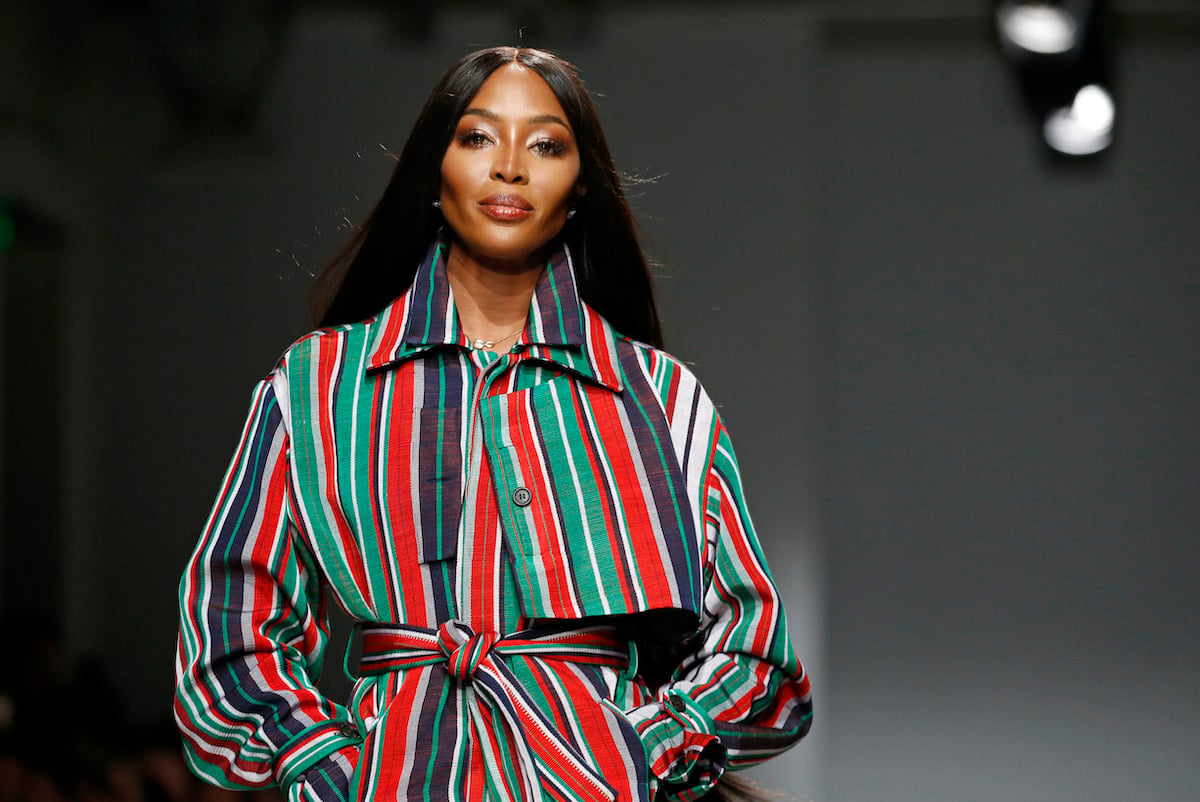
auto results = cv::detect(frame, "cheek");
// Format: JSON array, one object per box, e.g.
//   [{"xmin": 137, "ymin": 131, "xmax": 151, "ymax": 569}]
[
  {"xmin": 440, "ymin": 153, "xmax": 483, "ymax": 201},
  {"xmin": 547, "ymin": 162, "xmax": 582, "ymax": 207},
  {"xmin": 438, "ymin": 162, "xmax": 463, "ymax": 202}
]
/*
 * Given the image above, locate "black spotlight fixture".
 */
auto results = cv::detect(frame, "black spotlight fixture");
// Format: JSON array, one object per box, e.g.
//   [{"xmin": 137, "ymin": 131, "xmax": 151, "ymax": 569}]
[{"xmin": 995, "ymin": 0, "xmax": 1116, "ymax": 158}]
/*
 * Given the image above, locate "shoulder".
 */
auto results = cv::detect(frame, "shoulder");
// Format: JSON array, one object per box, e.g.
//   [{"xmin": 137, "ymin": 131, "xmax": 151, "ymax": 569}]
[
  {"xmin": 578, "ymin": 303, "xmax": 720, "ymax": 427},
  {"xmin": 619, "ymin": 336, "xmax": 713, "ymax": 407},
  {"xmin": 280, "ymin": 320, "xmax": 367, "ymax": 362},
  {"xmin": 263, "ymin": 318, "xmax": 376, "ymax": 423},
  {"xmin": 613, "ymin": 335, "xmax": 724, "ymax": 445},
  {"xmin": 275, "ymin": 317, "xmax": 375, "ymax": 378}
]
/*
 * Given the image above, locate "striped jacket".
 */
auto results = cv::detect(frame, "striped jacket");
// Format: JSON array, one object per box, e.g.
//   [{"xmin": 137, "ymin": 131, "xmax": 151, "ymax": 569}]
[{"xmin": 175, "ymin": 237, "xmax": 812, "ymax": 802}]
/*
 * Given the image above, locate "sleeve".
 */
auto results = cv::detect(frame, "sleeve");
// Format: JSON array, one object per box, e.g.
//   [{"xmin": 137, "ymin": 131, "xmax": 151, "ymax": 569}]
[
  {"xmin": 624, "ymin": 418, "xmax": 813, "ymax": 802},
  {"xmin": 174, "ymin": 372, "xmax": 362, "ymax": 802}
]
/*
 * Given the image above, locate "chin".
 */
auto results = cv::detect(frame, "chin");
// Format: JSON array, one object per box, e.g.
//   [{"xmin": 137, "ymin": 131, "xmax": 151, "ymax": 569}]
[{"xmin": 456, "ymin": 228, "xmax": 560, "ymax": 267}]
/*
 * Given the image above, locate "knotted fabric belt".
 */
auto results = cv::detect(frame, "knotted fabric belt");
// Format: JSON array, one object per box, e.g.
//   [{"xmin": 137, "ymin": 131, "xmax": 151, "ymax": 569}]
[{"xmin": 359, "ymin": 619, "xmax": 628, "ymax": 802}]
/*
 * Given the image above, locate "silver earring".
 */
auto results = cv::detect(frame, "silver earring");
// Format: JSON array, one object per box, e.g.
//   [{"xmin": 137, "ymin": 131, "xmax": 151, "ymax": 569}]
[
  {"xmin": 566, "ymin": 207, "xmax": 576, "ymax": 219},
  {"xmin": 432, "ymin": 200, "xmax": 442, "ymax": 209}
]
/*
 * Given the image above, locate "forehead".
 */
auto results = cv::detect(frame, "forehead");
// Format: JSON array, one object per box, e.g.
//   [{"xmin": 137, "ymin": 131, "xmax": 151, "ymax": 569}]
[{"xmin": 464, "ymin": 63, "xmax": 569, "ymax": 121}]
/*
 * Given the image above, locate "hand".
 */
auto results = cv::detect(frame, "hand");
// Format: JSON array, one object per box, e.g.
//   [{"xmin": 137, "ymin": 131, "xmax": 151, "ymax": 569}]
[{"xmin": 289, "ymin": 744, "xmax": 359, "ymax": 802}]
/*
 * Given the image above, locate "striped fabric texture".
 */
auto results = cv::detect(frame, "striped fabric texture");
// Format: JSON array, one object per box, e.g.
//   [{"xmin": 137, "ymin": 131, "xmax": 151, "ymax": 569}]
[{"xmin": 175, "ymin": 237, "xmax": 812, "ymax": 802}]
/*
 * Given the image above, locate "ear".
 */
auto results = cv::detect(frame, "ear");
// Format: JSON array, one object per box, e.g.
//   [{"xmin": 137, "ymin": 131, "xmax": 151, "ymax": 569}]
[{"xmin": 573, "ymin": 181, "xmax": 587, "ymax": 202}]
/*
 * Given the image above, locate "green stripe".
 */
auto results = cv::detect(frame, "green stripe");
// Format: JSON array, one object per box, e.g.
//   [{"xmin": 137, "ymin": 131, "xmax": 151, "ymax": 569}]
[{"xmin": 544, "ymin": 255, "xmax": 569, "ymax": 340}]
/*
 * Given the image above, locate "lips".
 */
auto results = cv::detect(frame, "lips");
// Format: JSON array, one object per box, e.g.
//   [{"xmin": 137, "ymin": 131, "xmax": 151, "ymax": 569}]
[{"xmin": 479, "ymin": 193, "xmax": 534, "ymax": 222}]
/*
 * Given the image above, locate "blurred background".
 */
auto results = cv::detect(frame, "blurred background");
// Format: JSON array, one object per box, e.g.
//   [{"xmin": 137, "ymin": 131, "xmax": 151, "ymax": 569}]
[{"xmin": 1, "ymin": 1, "xmax": 1197, "ymax": 800}]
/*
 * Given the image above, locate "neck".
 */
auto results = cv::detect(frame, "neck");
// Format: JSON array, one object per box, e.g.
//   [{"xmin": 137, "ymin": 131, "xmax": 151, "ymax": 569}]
[{"xmin": 445, "ymin": 244, "xmax": 543, "ymax": 352}]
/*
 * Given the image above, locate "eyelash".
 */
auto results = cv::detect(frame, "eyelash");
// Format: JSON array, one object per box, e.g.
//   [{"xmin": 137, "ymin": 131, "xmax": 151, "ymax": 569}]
[
  {"xmin": 458, "ymin": 131, "xmax": 491, "ymax": 148},
  {"xmin": 531, "ymin": 138, "xmax": 568, "ymax": 157},
  {"xmin": 455, "ymin": 130, "xmax": 568, "ymax": 158}
]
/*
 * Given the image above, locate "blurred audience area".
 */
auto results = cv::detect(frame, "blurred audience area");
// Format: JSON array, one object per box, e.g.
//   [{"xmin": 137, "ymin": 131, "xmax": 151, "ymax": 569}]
[{"xmin": 0, "ymin": 611, "xmax": 277, "ymax": 802}]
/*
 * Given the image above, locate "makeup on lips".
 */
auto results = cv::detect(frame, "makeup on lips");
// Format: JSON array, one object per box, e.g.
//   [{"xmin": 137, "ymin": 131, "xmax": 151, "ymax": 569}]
[{"xmin": 478, "ymin": 193, "xmax": 534, "ymax": 222}]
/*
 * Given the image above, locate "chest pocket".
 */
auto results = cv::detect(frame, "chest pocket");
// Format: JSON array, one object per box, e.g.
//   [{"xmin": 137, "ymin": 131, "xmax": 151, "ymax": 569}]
[{"xmin": 481, "ymin": 375, "xmax": 699, "ymax": 621}]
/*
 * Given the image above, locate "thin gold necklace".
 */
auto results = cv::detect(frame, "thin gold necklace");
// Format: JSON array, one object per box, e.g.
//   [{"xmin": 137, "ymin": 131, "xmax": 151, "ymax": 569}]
[{"xmin": 467, "ymin": 326, "xmax": 524, "ymax": 351}]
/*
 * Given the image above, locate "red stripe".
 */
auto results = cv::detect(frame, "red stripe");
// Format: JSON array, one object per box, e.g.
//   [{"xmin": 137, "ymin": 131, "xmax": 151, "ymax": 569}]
[
  {"xmin": 366, "ymin": 292, "xmax": 410, "ymax": 370},
  {"xmin": 380, "ymin": 367, "xmax": 430, "ymax": 623},
  {"xmin": 566, "ymin": 385, "xmax": 637, "ymax": 612},
  {"xmin": 588, "ymin": 389, "xmax": 675, "ymax": 608},
  {"xmin": 658, "ymin": 353, "xmax": 683, "ymax": 423},
  {"xmin": 583, "ymin": 307, "xmax": 621, "ymax": 390}
]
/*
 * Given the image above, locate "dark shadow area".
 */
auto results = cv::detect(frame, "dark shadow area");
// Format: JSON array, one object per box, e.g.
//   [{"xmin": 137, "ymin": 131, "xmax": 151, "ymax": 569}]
[{"xmin": 0, "ymin": 610, "xmax": 283, "ymax": 802}]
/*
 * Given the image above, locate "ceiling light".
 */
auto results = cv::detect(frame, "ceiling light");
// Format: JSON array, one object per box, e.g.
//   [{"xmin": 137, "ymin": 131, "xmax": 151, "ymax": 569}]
[
  {"xmin": 997, "ymin": 2, "xmax": 1080, "ymax": 55},
  {"xmin": 1043, "ymin": 84, "xmax": 1115, "ymax": 155}
]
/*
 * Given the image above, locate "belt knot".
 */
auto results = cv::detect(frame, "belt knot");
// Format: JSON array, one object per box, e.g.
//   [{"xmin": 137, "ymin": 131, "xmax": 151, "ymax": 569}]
[{"xmin": 436, "ymin": 619, "xmax": 497, "ymax": 682}]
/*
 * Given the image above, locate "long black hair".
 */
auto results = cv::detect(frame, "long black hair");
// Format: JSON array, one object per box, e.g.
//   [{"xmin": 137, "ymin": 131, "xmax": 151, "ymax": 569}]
[{"xmin": 310, "ymin": 46, "xmax": 663, "ymax": 348}]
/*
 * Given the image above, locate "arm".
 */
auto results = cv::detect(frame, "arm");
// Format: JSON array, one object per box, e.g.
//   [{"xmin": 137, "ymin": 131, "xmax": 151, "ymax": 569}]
[
  {"xmin": 174, "ymin": 373, "xmax": 361, "ymax": 801},
  {"xmin": 626, "ymin": 419, "xmax": 813, "ymax": 801}
]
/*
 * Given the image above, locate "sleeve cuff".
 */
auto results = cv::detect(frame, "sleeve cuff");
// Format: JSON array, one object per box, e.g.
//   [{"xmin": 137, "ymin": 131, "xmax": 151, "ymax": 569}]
[
  {"xmin": 274, "ymin": 719, "xmax": 363, "ymax": 790},
  {"xmin": 627, "ymin": 688, "xmax": 726, "ymax": 798}
]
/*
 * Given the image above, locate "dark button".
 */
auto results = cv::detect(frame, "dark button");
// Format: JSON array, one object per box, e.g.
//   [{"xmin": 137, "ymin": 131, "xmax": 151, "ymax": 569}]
[
  {"xmin": 338, "ymin": 722, "xmax": 359, "ymax": 739},
  {"xmin": 295, "ymin": 774, "xmax": 307, "ymax": 785},
  {"xmin": 666, "ymin": 694, "xmax": 686, "ymax": 713},
  {"xmin": 512, "ymin": 487, "xmax": 532, "ymax": 507}
]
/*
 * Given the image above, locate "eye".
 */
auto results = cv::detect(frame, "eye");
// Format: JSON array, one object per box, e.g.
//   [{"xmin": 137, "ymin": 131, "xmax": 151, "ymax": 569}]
[
  {"xmin": 456, "ymin": 130, "xmax": 492, "ymax": 148},
  {"xmin": 531, "ymin": 138, "xmax": 568, "ymax": 157}
]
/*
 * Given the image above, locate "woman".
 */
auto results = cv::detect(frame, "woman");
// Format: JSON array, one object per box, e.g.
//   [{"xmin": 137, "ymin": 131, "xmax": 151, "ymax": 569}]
[{"xmin": 175, "ymin": 47, "xmax": 811, "ymax": 802}]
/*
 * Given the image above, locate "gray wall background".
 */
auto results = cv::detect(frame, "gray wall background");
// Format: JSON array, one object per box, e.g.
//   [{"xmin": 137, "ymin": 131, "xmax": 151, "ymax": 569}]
[{"xmin": 2, "ymin": 2, "xmax": 1197, "ymax": 800}]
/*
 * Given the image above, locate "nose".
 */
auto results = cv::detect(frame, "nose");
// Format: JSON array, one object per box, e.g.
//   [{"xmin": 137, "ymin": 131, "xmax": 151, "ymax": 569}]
[{"xmin": 491, "ymin": 138, "xmax": 526, "ymax": 184}]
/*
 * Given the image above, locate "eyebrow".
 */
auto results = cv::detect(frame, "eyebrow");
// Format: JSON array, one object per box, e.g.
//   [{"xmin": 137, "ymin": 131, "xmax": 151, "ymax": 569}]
[{"xmin": 461, "ymin": 107, "xmax": 571, "ymax": 129}]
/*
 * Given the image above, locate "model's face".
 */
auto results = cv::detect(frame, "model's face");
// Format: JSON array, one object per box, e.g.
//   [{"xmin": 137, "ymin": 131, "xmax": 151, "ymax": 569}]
[{"xmin": 439, "ymin": 63, "xmax": 582, "ymax": 271}]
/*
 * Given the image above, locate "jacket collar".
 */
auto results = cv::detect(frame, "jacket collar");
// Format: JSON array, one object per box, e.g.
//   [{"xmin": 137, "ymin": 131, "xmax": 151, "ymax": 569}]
[{"xmin": 365, "ymin": 234, "xmax": 623, "ymax": 392}]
